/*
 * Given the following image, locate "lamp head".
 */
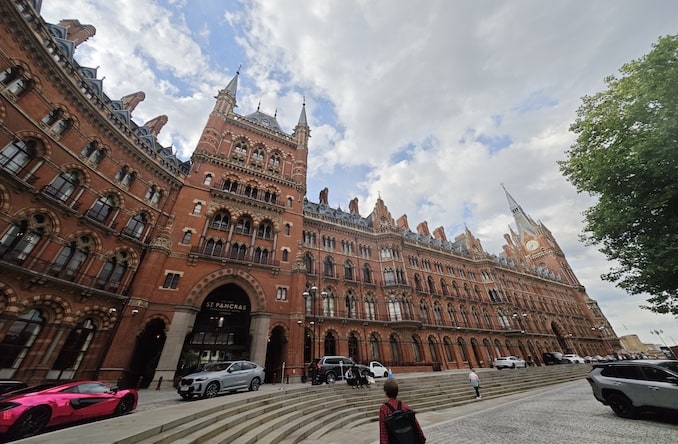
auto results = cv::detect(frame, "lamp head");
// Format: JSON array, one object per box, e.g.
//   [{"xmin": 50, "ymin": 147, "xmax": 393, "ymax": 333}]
[
  {"xmin": 297, "ymin": 320, "xmax": 302, "ymax": 326},
  {"xmin": 131, "ymin": 309, "xmax": 139, "ymax": 316},
  {"xmin": 108, "ymin": 308, "xmax": 117, "ymax": 314}
]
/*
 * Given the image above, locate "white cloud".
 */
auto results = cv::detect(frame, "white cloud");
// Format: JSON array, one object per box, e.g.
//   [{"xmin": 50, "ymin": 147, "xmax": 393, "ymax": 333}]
[{"xmin": 39, "ymin": 0, "xmax": 678, "ymax": 347}]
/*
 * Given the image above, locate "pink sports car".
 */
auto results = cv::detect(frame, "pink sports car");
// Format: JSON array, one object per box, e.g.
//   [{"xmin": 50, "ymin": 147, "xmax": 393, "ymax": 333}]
[{"xmin": 0, "ymin": 380, "xmax": 137, "ymax": 441}]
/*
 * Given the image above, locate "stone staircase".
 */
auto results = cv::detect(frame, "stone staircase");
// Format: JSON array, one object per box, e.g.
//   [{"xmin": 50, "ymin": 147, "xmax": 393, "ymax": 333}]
[{"xmin": 128, "ymin": 364, "xmax": 591, "ymax": 444}]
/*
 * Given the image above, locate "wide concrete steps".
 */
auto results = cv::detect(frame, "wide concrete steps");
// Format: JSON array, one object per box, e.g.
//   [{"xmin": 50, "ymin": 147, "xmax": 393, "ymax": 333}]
[{"xmin": 137, "ymin": 364, "xmax": 590, "ymax": 444}]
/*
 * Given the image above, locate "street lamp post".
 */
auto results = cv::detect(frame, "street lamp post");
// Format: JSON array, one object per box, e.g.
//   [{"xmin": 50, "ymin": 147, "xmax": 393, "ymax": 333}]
[{"xmin": 651, "ymin": 329, "xmax": 677, "ymax": 359}]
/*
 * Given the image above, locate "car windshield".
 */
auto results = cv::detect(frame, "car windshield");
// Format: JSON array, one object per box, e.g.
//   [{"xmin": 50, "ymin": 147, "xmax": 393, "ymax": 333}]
[
  {"xmin": 203, "ymin": 362, "xmax": 234, "ymax": 372},
  {"xmin": 658, "ymin": 361, "xmax": 678, "ymax": 373}
]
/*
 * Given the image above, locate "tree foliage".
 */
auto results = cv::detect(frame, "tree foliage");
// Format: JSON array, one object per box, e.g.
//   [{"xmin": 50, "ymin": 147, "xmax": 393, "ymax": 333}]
[{"xmin": 559, "ymin": 35, "xmax": 678, "ymax": 315}]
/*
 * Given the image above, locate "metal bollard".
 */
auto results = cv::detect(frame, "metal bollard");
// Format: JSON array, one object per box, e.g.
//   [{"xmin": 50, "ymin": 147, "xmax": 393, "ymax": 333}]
[{"xmin": 156, "ymin": 376, "xmax": 163, "ymax": 390}]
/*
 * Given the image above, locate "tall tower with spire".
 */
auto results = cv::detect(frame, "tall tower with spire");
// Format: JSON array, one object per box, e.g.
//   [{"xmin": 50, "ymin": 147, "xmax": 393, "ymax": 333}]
[{"xmin": 502, "ymin": 186, "xmax": 581, "ymax": 286}]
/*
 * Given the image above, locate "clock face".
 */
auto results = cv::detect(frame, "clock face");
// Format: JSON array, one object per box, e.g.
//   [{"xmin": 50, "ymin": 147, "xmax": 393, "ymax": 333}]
[{"xmin": 526, "ymin": 240, "xmax": 539, "ymax": 251}]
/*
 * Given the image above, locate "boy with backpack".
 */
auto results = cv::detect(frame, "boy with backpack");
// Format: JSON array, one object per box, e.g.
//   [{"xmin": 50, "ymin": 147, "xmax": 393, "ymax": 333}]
[{"xmin": 379, "ymin": 378, "xmax": 426, "ymax": 444}]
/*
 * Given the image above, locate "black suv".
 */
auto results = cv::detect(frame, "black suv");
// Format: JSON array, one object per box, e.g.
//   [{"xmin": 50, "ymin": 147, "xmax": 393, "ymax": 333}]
[
  {"xmin": 542, "ymin": 351, "xmax": 568, "ymax": 365},
  {"xmin": 309, "ymin": 356, "xmax": 366, "ymax": 384}
]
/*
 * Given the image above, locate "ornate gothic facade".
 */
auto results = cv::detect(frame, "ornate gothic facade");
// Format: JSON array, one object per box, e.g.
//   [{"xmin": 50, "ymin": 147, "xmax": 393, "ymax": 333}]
[{"xmin": 0, "ymin": 0, "xmax": 619, "ymax": 388}]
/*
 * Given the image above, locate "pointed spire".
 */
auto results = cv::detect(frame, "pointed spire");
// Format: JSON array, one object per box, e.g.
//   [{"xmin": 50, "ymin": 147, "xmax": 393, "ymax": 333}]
[
  {"xmin": 225, "ymin": 66, "xmax": 240, "ymax": 97},
  {"xmin": 297, "ymin": 97, "xmax": 308, "ymax": 126},
  {"xmin": 502, "ymin": 184, "xmax": 536, "ymax": 239}
]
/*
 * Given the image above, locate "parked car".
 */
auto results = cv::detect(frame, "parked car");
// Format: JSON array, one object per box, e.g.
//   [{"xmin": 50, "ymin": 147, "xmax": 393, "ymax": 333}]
[
  {"xmin": 493, "ymin": 356, "xmax": 527, "ymax": 369},
  {"xmin": 592, "ymin": 355, "xmax": 605, "ymax": 362},
  {"xmin": 542, "ymin": 352, "xmax": 568, "ymax": 365},
  {"xmin": 563, "ymin": 354, "xmax": 585, "ymax": 363},
  {"xmin": 366, "ymin": 361, "xmax": 389, "ymax": 378},
  {"xmin": 308, "ymin": 356, "xmax": 368, "ymax": 384},
  {"xmin": 177, "ymin": 360, "xmax": 265, "ymax": 399},
  {"xmin": 586, "ymin": 360, "xmax": 678, "ymax": 418},
  {"xmin": 0, "ymin": 380, "xmax": 28, "ymax": 395},
  {"xmin": 0, "ymin": 381, "xmax": 137, "ymax": 441}
]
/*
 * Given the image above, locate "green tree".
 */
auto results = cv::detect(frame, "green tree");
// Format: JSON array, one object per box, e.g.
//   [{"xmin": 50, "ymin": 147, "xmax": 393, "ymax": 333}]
[{"xmin": 559, "ymin": 35, "xmax": 678, "ymax": 315}]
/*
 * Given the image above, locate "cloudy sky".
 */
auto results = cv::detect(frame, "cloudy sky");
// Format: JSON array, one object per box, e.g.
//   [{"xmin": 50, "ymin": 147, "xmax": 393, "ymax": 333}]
[{"xmin": 40, "ymin": 0, "xmax": 677, "ymax": 349}]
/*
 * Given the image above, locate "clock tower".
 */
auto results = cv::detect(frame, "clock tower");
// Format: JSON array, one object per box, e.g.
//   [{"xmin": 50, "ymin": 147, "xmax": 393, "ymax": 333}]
[{"xmin": 502, "ymin": 186, "xmax": 581, "ymax": 287}]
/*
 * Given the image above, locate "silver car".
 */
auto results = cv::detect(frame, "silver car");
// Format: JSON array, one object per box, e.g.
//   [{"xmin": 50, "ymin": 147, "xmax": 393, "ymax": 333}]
[
  {"xmin": 177, "ymin": 360, "xmax": 265, "ymax": 399},
  {"xmin": 586, "ymin": 359, "xmax": 678, "ymax": 418}
]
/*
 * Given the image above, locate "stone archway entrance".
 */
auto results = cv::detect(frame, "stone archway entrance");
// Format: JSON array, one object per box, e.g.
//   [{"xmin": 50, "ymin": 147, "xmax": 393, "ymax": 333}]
[
  {"xmin": 128, "ymin": 318, "xmax": 166, "ymax": 389},
  {"xmin": 176, "ymin": 283, "xmax": 251, "ymax": 376},
  {"xmin": 264, "ymin": 326, "xmax": 287, "ymax": 383}
]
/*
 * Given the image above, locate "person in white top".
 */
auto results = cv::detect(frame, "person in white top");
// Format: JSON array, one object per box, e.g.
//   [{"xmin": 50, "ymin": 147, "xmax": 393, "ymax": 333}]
[{"xmin": 469, "ymin": 368, "xmax": 481, "ymax": 399}]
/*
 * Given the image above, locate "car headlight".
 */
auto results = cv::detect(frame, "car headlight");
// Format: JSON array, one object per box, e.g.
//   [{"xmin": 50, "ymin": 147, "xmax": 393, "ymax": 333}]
[{"xmin": 195, "ymin": 377, "xmax": 208, "ymax": 382}]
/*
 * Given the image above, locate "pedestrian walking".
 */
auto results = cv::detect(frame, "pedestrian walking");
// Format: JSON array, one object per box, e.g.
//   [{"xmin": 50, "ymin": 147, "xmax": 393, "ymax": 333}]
[
  {"xmin": 379, "ymin": 378, "xmax": 426, "ymax": 444},
  {"xmin": 469, "ymin": 368, "xmax": 481, "ymax": 399}
]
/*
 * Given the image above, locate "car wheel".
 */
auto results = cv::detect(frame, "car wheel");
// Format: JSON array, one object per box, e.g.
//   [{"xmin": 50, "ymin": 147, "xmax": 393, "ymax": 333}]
[
  {"xmin": 7, "ymin": 406, "xmax": 51, "ymax": 440},
  {"xmin": 203, "ymin": 382, "xmax": 220, "ymax": 398},
  {"xmin": 383, "ymin": 371, "xmax": 389, "ymax": 378},
  {"xmin": 115, "ymin": 395, "xmax": 135, "ymax": 416},
  {"xmin": 326, "ymin": 372, "xmax": 337, "ymax": 384},
  {"xmin": 496, "ymin": 366, "xmax": 502, "ymax": 370},
  {"xmin": 606, "ymin": 392, "xmax": 637, "ymax": 419},
  {"xmin": 249, "ymin": 377, "xmax": 261, "ymax": 391},
  {"xmin": 511, "ymin": 363, "xmax": 516, "ymax": 369},
  {"xmin": 179, "ymin": 393, "xmax": 192, "ymax": 400}
]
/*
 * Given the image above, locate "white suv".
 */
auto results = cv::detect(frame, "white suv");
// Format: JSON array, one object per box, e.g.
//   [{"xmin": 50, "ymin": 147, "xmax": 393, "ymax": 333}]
[{"xmin": 586, "ymin": 360, "xmax": 678, "ymax": 418}]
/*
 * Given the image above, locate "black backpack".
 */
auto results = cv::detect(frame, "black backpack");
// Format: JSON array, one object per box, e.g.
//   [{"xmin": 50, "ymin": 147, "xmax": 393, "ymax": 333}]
[{"xmin": 383, "ymin": 401, "xmax": 421, "ymax": 444}]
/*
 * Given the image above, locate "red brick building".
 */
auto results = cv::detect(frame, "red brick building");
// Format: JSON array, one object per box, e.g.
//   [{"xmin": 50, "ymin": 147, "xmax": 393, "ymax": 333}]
[{"xmin": 0, "ymin": 0, "xmax": 619, "ymax": 388}]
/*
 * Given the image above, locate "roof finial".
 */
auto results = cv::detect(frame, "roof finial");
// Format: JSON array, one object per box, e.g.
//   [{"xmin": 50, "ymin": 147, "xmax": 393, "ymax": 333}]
[
  {"xmin": 274, "ymin": 108, "xmax": 277, "ymax": 118},
  {"xmin": 236, "ymin": 64, "xmax": 242, "ymax": 75},
  {"xmin": 257, "ymin": 100, "xmax": 260, "ymax": 111}
]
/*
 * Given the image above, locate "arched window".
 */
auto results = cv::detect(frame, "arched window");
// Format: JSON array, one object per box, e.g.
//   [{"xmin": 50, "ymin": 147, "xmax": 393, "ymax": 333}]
[
  {"xmin": 223, "ymin": 178, "xmax": 238, "ymax": 192},
  {"xmin": 433, "ymin": 302, "xmax": 443, "ymax": 325},
  {"xmin": 447, "ymin": 304, "xmax": 458, "ymax": 326},
  {"xmin": 428, "ymin": 336, "xmax": 438, "ymax": 363},
  {"xmin": 420, "ymin": 301, "xmax": 430, "ymax": 323},
  {"xmin": 211, "ymin": 211, "xmax": 230, "ymax": 231},
  {"xmin": 50, "ymin": 235, "xmax": 93, "ymax": 279},
  {"xmin": 181, "ymin": 231, "xmax": 192, "ymax": 244},
  {"xmin": 0, "ymin": 214, "xmax": 47, "ymax": 262},
  {"xmin": 97, "ymin": 250, "xmax": 130, "ymax": 292},
  {"xmin": 443, "ymin": 337, "xmax": 454, "ymax": 361},
  {"xmin": 389, "ymin": 334, "xmax": 400, "ymax": 363},
  {"xmin": 46, "ymin": 170, "xmax": 80, "ymax": 202},
  {"xmin": 457, "ymin": 337, "xmax": 468, "ymax": 361},
  {"xmin": 412, "ymin": 336, "xmax": 423, "ymax": 362},
  {"xmin": 322, "ymin": 290, "xmax": 335, "ymax": 317},
  {"xmin": 383, "ymin": 269, "xmax": 395, "ymax": 285},
  {"xmin": 192, "ymin": 203, "xmax": 202, "ymax": 215},
  {"xmin": 268, "ymin": 153, "xmax": 281, "ymax": 171},
  {"xmin": 388, "ymin": 295, "xmax": 402, "ymax": 321},
  {"xmin": 123, "ymin": 212, "xmax": 147, "ymax": 239},
  {"xmin": 0, "ymin": 309, "xmax": 45, "ymax": 370},
  {"xmin": 323, "ymin": 257, "xmax": 334, "ymax": 277},
  {"xmin": 441, "ymin": 279, "xmax": 449, "ymax": 296},
  {"xmin": 48, "ymin": 318, "xmax": 95, "ymax": 379},
  {"xmin": 203, "ymin": 174, "xmax": 212, "ymax": 186},
  {"xmin": 233, "ymin": 141, "xmax": 247, "ymax": 158},
  {"xmin": 284, "ymin": 223, "xmax": 291, "ymax": 235},
  {"xmin": 115, "ymin": 166, "xmax": 135, "ymax": 187},
  {"xmin": 145, "ymin": 185, "xmax": 163, "ymax": 205},
  {"xmin": 235, "ymin": 217, "xmax": 251, "ymax": 234},
  {"xmin": 427, "ymin": 276, "xmax": 436, "ymax": 293},
  {"xmin": 0, "ymin": 138, "xmax": 38, "ymax": 174},
  {"xmin": 414, "ymin": 274, "xmax": 422, "ymax": 291},
  {"xmin": 364, "ymin": 295, "xmax": 376, "ymax": 320},
  {"xmin": 344, "ymin": 261, "xmax": 354, "ymax": 281},
  {"xmin": 81, "ymin": 141, "xmax": 104, "ymax": 164},
  {"xmin": 345, "ymin": 291, "xmax": 356, "ymax": 318},
  {"xmin": 87, "ymin": 194, "xmax": 116, "ymax": 223},
  {"xmin": 281, "ymin": 249, "xmax": 289, "ymax": 261},
  {"xmin": 362, "ymin": 264, "xmax": 372, "ymax": 284},
  {"xmin": 257, "ymin": 221, "xmax": 273, "ymax": 239},
  {"xmin": 1, "ymin": 66, "xmax": 33, "ymax": 97},
  {"xmin": 370, "ymin": 334, "xmax": 380, "ymax": 361},
  {"xmin": 304, "ymin": 253, "xmax": 313, "ymax": 274}
]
